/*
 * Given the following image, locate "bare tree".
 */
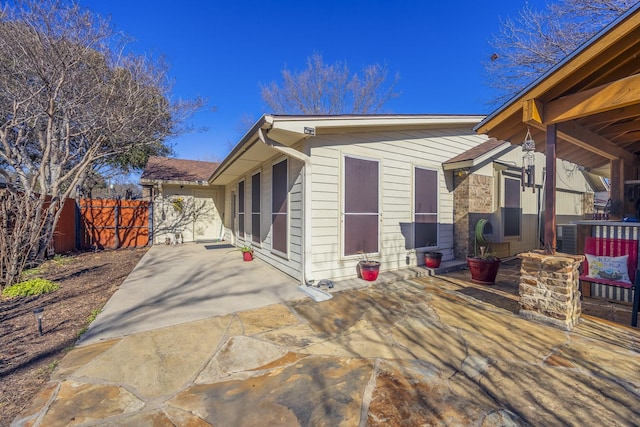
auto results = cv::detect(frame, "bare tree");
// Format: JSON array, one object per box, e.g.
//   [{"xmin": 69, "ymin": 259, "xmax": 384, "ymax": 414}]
[
  {"xmin": 485, "ymin": 0, "xmax": 635, "ymax": 106},
  {"xmin": 261, "ymin": 53, "xmax": 400, "ymax": 115},
  {"xmin": 0, "ymin": 0, "xmax": 201, "ymax": 287}
]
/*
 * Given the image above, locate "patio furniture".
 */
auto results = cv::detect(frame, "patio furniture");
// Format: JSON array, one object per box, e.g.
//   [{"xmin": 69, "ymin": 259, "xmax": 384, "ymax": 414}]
[{"xmin": 579, "ymin": 236, "xmax": 640, "ymax": 327}]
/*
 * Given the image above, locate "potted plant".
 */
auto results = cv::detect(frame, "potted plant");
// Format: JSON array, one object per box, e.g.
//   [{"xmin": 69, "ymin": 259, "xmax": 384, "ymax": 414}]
[
  {"xmin": 466, "ymin": 246, "xmax": 501, "ymax": 285},
  {"xmin": 466, "ymin": 219, "xmax": 500, "ymax": 284},
  {"xmin": 357, "ymin": 252, "xmax": 381, "ymax": 281},
  {"xmin": 424, "ymin": 251, "xmax": 443, "ymax": 268},
  {"xmin": 229, "ymin": 244, "xmax": 254, "ymax": 261}
]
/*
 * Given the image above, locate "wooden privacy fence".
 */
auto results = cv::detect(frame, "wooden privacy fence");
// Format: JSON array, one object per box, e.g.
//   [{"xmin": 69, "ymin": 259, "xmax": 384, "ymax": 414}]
[
  {"xmin": 53, "ymin": 198, "xmax": 78, "ymax": 253},
  {"xmin": 78, "ymin": 198, "xmax": 150, "ymax": 249},
  {"xmin": 51, "ymin": 198, "xmax": 150, "ymax": 252}
]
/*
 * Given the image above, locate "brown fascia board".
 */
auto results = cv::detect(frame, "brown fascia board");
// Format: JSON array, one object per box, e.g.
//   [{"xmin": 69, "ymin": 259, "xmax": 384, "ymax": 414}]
[{"xmin": 443, "ymin": 139, "xmax": 511, "ymax": 170}]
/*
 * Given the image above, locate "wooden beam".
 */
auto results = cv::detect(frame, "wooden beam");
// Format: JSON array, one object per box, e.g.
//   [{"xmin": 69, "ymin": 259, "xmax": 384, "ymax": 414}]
[
  {"xmin": 582, "ymin": 103, "xmax": 640, "ymax": 127},
  {"xmin": 545, "ymin": 125, "xmax": 557, "ymax": 255},
  {"xmin": 523, "ymin": 98, "xmax": 543, "ymax": 124},
  {"xmin": 556, "ymin": 121, "xmax": 635, "ymax": 163},
  {"xmin": 543, "ymin": 74, "xmax": 640, "ymax": 124}
]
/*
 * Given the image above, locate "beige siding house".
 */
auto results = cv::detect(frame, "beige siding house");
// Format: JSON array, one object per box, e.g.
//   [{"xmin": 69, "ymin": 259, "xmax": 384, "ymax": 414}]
[
  {"xmin": 210, "ymin": 115, "xmax": 495, "ymax": 283},
  {"xmin": 142, "ymin": 115, "xmax": 596, "ymax": 285},
  {"xmin": 141, "ymin": 157, "xmax": 223, "ymax": 244}
]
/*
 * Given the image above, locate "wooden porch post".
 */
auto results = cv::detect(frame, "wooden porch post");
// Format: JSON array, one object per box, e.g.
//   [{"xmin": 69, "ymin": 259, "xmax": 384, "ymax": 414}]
[
  {"xmin": 545, "ymin": 124, "xmax": 557, "ymax": 254},
  {"xmin": 610, "ymin": 159, "xmax": 623, "ymax": 220}
]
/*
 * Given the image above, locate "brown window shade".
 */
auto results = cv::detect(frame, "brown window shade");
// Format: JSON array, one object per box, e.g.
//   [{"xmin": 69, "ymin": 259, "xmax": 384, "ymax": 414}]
[
  {"xmin": 252, "ymin": 173, "xmax": 260, "ymax": 244},
  {"xmin": 344, "ymin": 156, "xmax": 379, "ymax": 256},
  {"xmin": 344, "ymin": 215, "xmax": 378, "ymax": 255},
  {"xmin": 345, "ymin": 157, "xmax": 379, "ymax": 214},
  {"xmin": 504, "ymin": 178, "xmax": 521, "ymax": 237},
  {"xmin": 415, "ymin": 168, "xmax": 437, "ymax": 213},
  {"xmin": 238, "ymin": 180, "xmax": 245, "ymax": 236},
  {"xmin": 414, "ymin": 167, "xmax": 438, "ymax": 247},
  {"xmin": 272, "ymin": 160, "xmax": 287, "ymax": 214},
  {"xmin": 505, "ymin": 178, "xmax": 520, "ymax": 208},
  {"xmin": 272, "ymin": 160, "xmax": 287, "ymax": 254}
]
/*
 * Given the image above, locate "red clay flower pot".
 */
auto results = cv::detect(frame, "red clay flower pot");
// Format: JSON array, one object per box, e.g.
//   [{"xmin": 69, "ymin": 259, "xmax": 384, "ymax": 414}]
[
  {"xmin": 243, "ymin": 251, "xmax": 253, "ymax": 261},
  {"xmin": 424, "ymin": 251, "xmax": 443, "ymax": 268},
  {"xmin": 358, "ymin": 261, "xmax": 380, "ymax": 281},
  {"xmin": 466, "ymin": 256, "xmax": 500, "ymax": 285}
]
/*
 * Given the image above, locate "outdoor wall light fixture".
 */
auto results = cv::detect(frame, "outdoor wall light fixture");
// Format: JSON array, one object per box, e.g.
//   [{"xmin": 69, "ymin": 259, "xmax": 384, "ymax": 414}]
[
  {"xmin": 33, "ymin": 307, "xmax": 44, "ymax": 336},
  {"xmin": 521, "ymin": 128, "xmax": 536, "ymax": 193}
]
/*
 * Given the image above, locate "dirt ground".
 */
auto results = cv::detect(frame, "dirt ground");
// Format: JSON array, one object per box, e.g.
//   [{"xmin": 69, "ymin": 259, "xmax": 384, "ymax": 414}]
[{"xmin": 0, "ymin": 247, "xmax": 148, "ymax": 426}]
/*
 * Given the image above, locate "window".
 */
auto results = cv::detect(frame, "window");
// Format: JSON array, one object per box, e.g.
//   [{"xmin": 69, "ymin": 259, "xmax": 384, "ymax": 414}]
[
  {"xmin": 238, "ymin": 180, "xmax": 245, "ymax": 238},
  {"xmin": 414, "ymin": 167, "xmax": 438, "ymax": 247},
  {"xmin": 272, "ymin": 160, "xmax": 288, "ymax": 254},
  {"xmin": 252, "ymin": 172, "xmax": 261, "ymax": 244},
  {"xmin": 504, "ymin": 177, "xmax": 521, "ymax": 237},
  {"xmin": 344, "ymin": 156, "xmax": 379, "ymax": 256}
]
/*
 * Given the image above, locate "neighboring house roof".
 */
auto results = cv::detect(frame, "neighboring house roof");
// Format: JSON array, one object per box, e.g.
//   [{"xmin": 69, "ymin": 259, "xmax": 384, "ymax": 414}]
[
  {"xmin": 443, "ymin": 138, "xmax": 512, "ymax": 170},
  {"xmin": 210, "ymin": 114, "xmax": 487, "ymax": 186},
  {"xmin": 140, "ymin": 156, "xmax": 219, "ymax": 185}
]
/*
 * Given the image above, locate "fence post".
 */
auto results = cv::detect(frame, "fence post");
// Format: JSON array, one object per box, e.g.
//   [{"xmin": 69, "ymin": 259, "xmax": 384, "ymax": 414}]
[
  {"xmin": 114, "ymin": 201, "xmax": 120, "ymax": 249},
  {"xmin": 75, "ymin": 199, "xmax": 81, "ymax": 250},
  {"xmin": 148, "ymin": 200, "xmax": 154, "ymax": 246}
]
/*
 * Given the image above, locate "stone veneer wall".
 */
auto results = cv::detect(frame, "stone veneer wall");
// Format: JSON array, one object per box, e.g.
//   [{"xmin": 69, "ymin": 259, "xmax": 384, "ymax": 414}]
[
  {"xmin": 582, "ymin": 192, "xmax": 594, "ymax": 217},
  {"xmin": 453, "ymin": 173, "xmax": 494, "ymax": 259},
  {"xmin": 519, "ymin": 251, "xmax": 584, "ymax": 331}
]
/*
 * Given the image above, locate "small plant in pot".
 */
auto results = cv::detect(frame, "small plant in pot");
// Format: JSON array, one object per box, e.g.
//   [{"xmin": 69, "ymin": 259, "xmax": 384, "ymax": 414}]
[
  {"xmin": 228, "ymin": 244, "xmax": 254, "ymax": 261},
  {"xmin": 466, "ymin": 244, "xmax": 501, "ymax": 285},
  {"xmin": 467, "ymin": 219, "xmax": 501, "ymax": 284},
  {"xmin": 357, "ymin": 252, "xmax": 381, "ymax": 281}
]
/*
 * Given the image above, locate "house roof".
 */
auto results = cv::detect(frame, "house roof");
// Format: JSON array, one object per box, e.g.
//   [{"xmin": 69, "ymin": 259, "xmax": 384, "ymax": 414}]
[
  {"xmin": 443, "ymin": 137, "xmax": 511, "ymax": 170},
  {"xmin": 475, "ymin": 3, "xmax": 640, "ymax": 178},
  {"xmin": 210, "ymin": 114, "xmax": 486, "ymax": 186},
  {"xmin": 140, "ymin": 156, "xmax": 219, "ymax": 185}
]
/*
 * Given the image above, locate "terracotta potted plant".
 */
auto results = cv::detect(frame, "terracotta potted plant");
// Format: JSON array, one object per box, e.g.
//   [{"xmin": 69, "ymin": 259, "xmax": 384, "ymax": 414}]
[
  {"xmin": 466, "ymin": 219, "xmax": 500, "ymax": 284},
  {"xmin": 424, "ymin": 251, "xmax": 443, "ymax": 268},
  {"xmin": 357, "ymin": 252, "xmax": 380, "ymax": 281},
  {"xmin": 229, "ymin": 244, "xmax": 254, "ymax": 261}
]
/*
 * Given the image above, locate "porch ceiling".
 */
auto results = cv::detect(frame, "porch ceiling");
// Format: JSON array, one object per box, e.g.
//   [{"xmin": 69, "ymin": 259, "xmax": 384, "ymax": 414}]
[
  {"xmin": 209, "ymin": 139, "xmax": 278, "ymax": 186},
  {"xmin": 475, "ymin": 4, "xmax": 640, "ymax": 178}
]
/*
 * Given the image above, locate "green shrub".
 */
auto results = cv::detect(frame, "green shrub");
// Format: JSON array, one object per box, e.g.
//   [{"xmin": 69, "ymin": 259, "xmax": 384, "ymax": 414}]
[{"xmin": 2, "ymin": 278, "xmax": 59, "ymax": 298}]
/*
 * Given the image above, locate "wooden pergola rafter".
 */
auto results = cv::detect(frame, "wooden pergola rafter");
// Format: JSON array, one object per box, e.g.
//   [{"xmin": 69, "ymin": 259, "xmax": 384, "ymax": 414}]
[{"xmin": 475, "ymin": 4, "xmax": 640, "ymax": 254}]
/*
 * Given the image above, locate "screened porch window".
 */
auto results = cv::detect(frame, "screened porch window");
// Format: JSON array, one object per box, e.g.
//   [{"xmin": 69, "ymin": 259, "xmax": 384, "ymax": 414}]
[
  {"xmin": 414, "ymin": 167, "xmax": 438, "ymax": 248},
  {"xmin": 504, "ymin": 177, "xmax": 521, "ymax": 237},
  {"xmin": 272, "ymin": 159, "xmax": 288, "ymax": 254},
  {"xmin": 251, "ymin": 172, "xmax": 261, "ymax": 244},
  {"xmin": 344, "ymin": 156, "xmax": 379, "ymax": 256},
  {"xmin": 238, "ymin": 180, "xmax": 245, "ymax": 238}
]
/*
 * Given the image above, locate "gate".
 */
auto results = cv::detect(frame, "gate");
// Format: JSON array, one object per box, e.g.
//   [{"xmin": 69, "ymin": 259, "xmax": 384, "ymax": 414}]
[{"xmin": 79, "ymin": 198, "xmax": 150, "ymax": 249}]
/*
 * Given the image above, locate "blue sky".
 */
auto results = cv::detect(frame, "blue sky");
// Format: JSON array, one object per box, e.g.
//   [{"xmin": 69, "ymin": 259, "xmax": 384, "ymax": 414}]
[{"xmin": 81, "ymin": 0, "xmax": 547, "ymax": 162}]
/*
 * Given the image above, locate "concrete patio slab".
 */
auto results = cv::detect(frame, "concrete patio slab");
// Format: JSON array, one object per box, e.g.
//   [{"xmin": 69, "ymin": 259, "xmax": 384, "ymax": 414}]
[{"xmin": 77, "ymin": 242, "xmax": 302, "ymax": 346}]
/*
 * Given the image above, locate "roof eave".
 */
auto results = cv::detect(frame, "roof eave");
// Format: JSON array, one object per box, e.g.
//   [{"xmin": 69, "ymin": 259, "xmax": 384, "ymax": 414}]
[{"xmin": 474, "ymin": 2, "xmax": 640, "ymax": 136}]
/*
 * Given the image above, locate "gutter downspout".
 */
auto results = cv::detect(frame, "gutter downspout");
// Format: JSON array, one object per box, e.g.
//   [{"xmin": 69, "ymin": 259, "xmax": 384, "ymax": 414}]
[{"xmin": 258, "ymin": 128, "xmax": 313, "ymax": 286}]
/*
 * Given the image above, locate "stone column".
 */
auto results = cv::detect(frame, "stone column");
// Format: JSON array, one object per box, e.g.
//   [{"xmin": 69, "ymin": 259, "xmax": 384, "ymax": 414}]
[{"xmin": 519, "ymin": 251, "xmax": 584, "ymax": 331}]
